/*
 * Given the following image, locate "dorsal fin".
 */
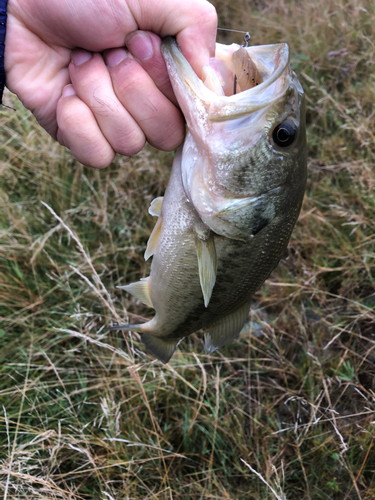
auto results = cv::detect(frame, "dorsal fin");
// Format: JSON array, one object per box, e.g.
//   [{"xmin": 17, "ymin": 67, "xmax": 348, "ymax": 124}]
[
  {"xmin": 194, "ymin": 230, "xmax": 217, "ymax": 308},
  {"xmin": 204, "ymin": 301, "xmax": 250, "ymax": 354},
  {"xmin": 117, "ymin": 277, "xmax": 153, "ymax": 308},
  {"xmin": 145, "ymin": 217, "xmax": 162, "ymax": 261},
  {"xmin": 148, "ymin": 196, "xmax": 163, "ymax": 217}
]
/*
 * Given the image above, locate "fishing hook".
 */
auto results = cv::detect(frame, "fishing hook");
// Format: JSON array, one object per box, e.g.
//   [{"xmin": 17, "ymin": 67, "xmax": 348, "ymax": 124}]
[{"xmin": 234, "ymin": 32, "xmax": 251, "ymax": 95}]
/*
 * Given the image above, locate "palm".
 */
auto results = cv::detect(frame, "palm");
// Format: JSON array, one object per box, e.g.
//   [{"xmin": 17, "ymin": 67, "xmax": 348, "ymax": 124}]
[{"xmin": 6, "ymin": 13, "xmax": 70, "ymax": 136}]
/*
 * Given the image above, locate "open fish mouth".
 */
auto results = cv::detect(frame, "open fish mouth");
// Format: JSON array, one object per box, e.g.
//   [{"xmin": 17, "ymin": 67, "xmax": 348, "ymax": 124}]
[{"xmin": 162, "ymin": 37, "xmax": 294, "ymax": 123}]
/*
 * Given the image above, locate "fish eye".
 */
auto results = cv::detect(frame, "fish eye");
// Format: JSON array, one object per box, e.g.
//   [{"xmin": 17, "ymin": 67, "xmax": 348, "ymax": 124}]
[{"xmin": 272, "ymin": 121, "xmax": 296, "ymax": 147}]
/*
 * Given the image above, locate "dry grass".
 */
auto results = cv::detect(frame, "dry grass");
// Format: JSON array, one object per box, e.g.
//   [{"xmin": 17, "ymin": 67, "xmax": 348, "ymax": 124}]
[{"xmin": 1, "ymin": 0, "xmax": 375, "ymax": 498}]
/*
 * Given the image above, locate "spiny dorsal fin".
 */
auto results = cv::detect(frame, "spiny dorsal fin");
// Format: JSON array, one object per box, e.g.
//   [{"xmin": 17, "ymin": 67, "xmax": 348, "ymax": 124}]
[
  {"xmin": 148, "ymin": 196, "xmax": 163, "ymax": 217},
  {"xmin": 194, "ymin": 231, "xmax": 217, "ymax": 308},
  {"xmin": 204, "ymin": 301, "xmax": 250, "ymax": 354},
  {"xmin": 145, "ymin": 216, "xmax": 162, "ymax": 261},
  {"xmin": 141, "ymin": 333, "xmax": 177, "ymax": 364},
  {"xmin": 117, "ymin": 277, "xmax": 153, "ymax": 308}
]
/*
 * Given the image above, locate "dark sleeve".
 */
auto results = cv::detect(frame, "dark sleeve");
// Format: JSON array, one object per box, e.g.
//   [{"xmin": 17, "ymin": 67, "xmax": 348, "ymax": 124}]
[{"xmin": 0, "ymin": 0, "xmax": 9, "ymax": 105}]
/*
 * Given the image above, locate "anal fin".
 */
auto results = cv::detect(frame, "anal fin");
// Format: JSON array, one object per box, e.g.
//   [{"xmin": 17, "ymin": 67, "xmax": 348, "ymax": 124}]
[
  {"xmin": 117, "ymin": 277, "xmax": 153, "ymax": 308},
  {"xmin": 195, "ymin": 231, "xmax": 217, "ymax": 308},
  {"xmin": 145, "ymin": 217, "xmax": 162, "ymax": 261},
  {"xmin": 142, "ymin": 333, "xmax": 177, "ymax": 364},
  {"xmin": 204, "ymin": 301, "xmax": 250, "ymax": 354}
]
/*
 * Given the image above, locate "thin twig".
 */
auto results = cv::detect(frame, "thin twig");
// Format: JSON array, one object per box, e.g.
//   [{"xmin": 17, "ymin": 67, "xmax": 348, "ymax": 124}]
[
  {"xmin": 241, "ymin": 459, "xmax": 286, "ymax": 500},
  {"xmin": 41, "ymin": 201, "xmax": 122, "ymax": 321}
]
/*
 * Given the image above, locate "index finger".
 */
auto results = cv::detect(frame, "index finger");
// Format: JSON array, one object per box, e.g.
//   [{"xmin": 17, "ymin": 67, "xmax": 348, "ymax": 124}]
[
  {"xmin": 128, "ymin": 0, "xmax": 218, "ymax": 78},
  {"xmin": 176, "ymin": 6, "xmax": 218, "ymax": 78}
]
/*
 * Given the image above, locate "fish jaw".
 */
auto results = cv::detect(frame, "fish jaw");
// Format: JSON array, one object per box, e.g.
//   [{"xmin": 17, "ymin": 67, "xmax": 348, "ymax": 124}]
[
  {"xmin": 161, "ymin": 37, "xmax": 213, "ymax": 143},
  {"xmin": 161, "ymin": 38, "xmax": 291, "ymax": 128}
]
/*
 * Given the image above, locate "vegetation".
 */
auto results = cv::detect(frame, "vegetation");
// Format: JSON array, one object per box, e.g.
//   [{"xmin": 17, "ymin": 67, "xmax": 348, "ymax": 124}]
[{"xmin": 1, "ymin": 0, "xmax": 375, "ymax": 497}]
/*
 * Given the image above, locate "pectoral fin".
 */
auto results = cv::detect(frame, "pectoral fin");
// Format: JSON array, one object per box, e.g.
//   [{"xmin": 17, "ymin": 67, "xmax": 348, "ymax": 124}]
[
  {"xmin": 117, "ymin": 277, "xmax": 153, "ymax": 308},
  {"xmin": 145, "ymin": 217, "xmax": 162, "ymax": 261},
  {"xmin": 195, "ymin": 231, "xmax": 217, "ymax": 308},
  {"xmin": 141, "ymin": 333, "xmax": 177, "ymax": 364},
  {"xmin": 204, "ymin": 301, "xmax": 250, "ymax": 354},
  {"xmin": 217, "ymin": 195, "xmax": 276, "ymax": 236},
  {"xmin": 148, "ymin": 196, "xmax": 163, "ymax": 217}
]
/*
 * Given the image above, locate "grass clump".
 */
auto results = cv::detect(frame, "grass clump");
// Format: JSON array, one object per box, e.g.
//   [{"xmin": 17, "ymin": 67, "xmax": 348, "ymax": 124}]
[{"xmin": 1, "ymin": 0, "xmax": 375, "ymax": 498}]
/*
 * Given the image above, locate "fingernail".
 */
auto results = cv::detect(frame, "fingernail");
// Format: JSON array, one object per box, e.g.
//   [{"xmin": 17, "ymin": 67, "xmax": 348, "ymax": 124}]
[
  {"xmin": 104, "ymin": 48, "xmax": 128, "ymax": 67},
  {"xmin": 62, "ymin": 84, "xmax": 76, "ymax": 97},
  {"xmin": 127, "ymin": 32, "xmax": 153, "ymax": 61},
  {"xmin": 72, "ymin": 49, "xmax": 92, "ymax": 66}
]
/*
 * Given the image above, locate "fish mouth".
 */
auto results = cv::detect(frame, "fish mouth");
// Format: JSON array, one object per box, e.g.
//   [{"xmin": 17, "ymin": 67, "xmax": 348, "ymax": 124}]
[{"xmin": 162, "ymin": 37, "xmax": 292, "ymax": 124}]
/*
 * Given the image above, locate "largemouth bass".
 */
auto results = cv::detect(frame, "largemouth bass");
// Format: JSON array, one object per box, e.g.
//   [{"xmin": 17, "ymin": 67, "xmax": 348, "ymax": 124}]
[{"xmin": 111, "ymin": 37, "xmax": 307, "ymax": 363}]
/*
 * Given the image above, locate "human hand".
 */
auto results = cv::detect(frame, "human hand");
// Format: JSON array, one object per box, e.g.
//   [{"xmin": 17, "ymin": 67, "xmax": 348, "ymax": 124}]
[{"xmin": 4, "ymin": 0, "xmax": 217, "ymax": 167}]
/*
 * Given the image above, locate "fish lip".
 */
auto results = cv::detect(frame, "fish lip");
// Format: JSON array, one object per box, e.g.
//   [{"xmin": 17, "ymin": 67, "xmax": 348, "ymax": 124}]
[{"xmin": 162, "ymin": 37, "xmax": 292, "ymax": 123}]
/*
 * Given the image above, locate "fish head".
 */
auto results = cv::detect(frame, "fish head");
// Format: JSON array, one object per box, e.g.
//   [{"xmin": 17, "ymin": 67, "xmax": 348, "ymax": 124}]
[{"xmin": 162, "ymin": 37, "xmax": 307, "ymax": 240}]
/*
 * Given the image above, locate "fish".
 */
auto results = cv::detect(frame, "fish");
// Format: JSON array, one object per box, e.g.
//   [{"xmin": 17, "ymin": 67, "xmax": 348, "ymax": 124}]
[{"xmin": 110, "ymin": 37, "xmax": 307, "ymax": 363}]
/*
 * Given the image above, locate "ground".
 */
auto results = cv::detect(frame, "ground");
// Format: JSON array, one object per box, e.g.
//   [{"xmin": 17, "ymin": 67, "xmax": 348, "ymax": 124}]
[{"xmin": 1, "ymin": 0, "xmax": 375, "ymax": 498}]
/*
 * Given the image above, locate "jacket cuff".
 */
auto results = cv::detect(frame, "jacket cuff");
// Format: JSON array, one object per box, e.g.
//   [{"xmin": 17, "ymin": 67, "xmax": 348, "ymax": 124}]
[{"xmin": 0, "ymin": 0, "xmax": 9, "ymax": 105}]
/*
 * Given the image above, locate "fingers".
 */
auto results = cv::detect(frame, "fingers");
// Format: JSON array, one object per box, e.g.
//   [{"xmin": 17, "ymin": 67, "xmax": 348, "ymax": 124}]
[
  {"xmin": 69, "ymin": 51, "xmax": 146, "ymax": 157},
  {"xmin": 104, "ymin": 39, "xmax": 185, "ymax": 151},
  {"xmin": 56, "ymin": 85, "xmax": 116, "ymax": 168},
  {"xmin": 56, "ymin": 42, "xmax": 185, "ymax": 167},
  {"xmin": 125, "ymin": 31, "xmax": 178, "ymax": 106}
]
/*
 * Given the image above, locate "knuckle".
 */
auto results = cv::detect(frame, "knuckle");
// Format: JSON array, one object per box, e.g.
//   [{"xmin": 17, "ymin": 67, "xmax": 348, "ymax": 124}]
[
  {"xmin": 152, "ymin": 126, "xmax": 184, "ymax": 151},
  {"xmin": 86, "ymin": 151, "xmax": 116, "ymax": 169},
  {"xmin": 57, "ymin": 98, "xmax": 115, "ymax": 168},
  {"xmin": 116, "ymin": 131, "xmax": 146, "ymax": 156},
  {"xmin": 197, "ymin": 2, "xmax": 218, "ymax": 27},
  {"xmin": 58, "ymin": 100, "xmax": 83, "ymax": 134},
  {"xmin": 90, "ymin": 93, "xmax": 120, "ymax": 117},
  {"xmin": 114, "ymin": 68, "xmax": 140, "ymax": 97},
  {"xmin": 77, "ymin": 142, "xmax": 116, "ymax": 168},
  {"xmin": 147, "ymin": 109, "xmax": 185, "ymax": 151}
]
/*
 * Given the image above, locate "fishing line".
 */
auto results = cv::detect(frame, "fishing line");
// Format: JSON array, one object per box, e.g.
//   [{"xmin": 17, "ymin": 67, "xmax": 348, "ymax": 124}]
[
  {"xmin": 217, "ymin": 27, "xmax": 251, "ymax": 45},
  {"xmin": 217, "ymin": 28, "xmax": 252, "ymax": 95},
  {"xmin": 217, "ymin": 28, "xmax": 250, "ymax": 34}
]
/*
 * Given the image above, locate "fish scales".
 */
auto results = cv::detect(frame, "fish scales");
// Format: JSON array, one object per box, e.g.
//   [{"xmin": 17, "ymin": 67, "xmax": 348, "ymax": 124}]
[{"xmin": 111, "ymin": 38, "xmax": 307, "ymax": 363}]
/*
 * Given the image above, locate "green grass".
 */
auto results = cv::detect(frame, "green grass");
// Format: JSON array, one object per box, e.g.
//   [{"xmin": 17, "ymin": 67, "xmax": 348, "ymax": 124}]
[{"xmin": 1, "ymin": 0, "xmax": 375, "ymax": 498}]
